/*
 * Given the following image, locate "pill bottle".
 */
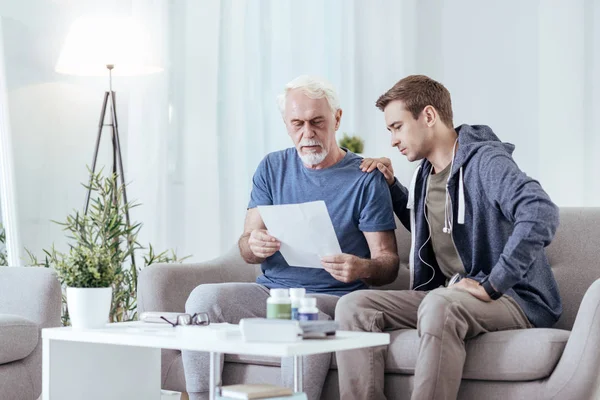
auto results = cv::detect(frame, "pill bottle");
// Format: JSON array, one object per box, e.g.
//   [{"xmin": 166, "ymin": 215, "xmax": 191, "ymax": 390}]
[
  {"xmin": 298, "ymin": 297, "xmax": 319, "ymax": 321},
  {"xmin": 267, "ymin": 288, "xmax": 292, "ymax": 319},
  {"xmin": 289, "ymin": 288, "xmax": 306, "ymax": 320}
]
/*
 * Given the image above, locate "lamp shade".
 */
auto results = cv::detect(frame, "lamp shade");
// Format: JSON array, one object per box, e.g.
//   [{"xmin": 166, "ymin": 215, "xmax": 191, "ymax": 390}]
[{"xmin": 55, "ymin": 16, "xmax": 163, "ymax": 76}]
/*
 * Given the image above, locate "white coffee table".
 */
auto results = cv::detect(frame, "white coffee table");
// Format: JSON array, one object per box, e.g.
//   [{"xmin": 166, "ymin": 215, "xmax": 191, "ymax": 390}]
[{"xmin": 42, "ymin": 321, "xmax": 389, "ymax": 400}]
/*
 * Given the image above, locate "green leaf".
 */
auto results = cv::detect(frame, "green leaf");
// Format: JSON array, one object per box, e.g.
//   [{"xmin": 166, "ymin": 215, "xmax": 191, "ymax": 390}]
[
  {"xmin": 23, "ymin": 167, "xmax": 193, "ymax": 323},
  {"xmin": 338, "ymin": 133, "xmax": 365, "ymax": 154}
]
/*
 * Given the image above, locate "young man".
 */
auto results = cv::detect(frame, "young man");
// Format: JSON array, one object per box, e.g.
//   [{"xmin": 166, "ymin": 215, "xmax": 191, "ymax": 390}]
[
  {"xmin": 182, "ymin": 75, "xmax": 399, "ymax": 400},
  {"xmin": 335, "ymin": 75, "xmax": 562, "ymax": 400}
]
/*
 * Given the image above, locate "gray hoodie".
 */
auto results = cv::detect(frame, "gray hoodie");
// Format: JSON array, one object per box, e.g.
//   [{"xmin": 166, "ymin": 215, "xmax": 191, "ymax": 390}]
[{"xmin": 390, "ymin": 124, "xmax": 562, "ymax": 328}]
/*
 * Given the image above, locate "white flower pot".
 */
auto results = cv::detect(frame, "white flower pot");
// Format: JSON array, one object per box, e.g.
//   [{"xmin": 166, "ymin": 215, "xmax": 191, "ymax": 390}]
[{"xmin": 66, "ymin": 287, "xmax": 112, "ymax": 329}]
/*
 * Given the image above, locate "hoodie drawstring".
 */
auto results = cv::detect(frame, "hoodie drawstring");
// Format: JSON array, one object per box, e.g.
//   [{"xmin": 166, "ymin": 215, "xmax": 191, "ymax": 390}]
[
  {"xmin": 407, "ymin": 164, "xmax": 422, "ymax": 289},
  {"xmin": 458, "ymin": 167, "xmax": 465, "ymax": 225},
  {"xmin": 407, "ymin": 164, "xmax": 422, "ymax": 211}
]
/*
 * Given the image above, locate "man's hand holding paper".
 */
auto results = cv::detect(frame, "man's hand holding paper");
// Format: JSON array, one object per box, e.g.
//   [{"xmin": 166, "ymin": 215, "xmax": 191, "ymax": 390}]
[
  {"xmin": 257, "ymin": 200, "xmax": 343, "ymax": 269},
  {"xmin": 320, "ymin": 253, "xmax": 367, "ymax": 283},
  {"xmin": 247, "ymin": 229, "xmax": 281, "ymax": 259}
]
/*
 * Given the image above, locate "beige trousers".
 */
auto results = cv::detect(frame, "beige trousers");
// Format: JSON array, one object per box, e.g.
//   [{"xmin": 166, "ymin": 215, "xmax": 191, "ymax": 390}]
[{"xmin": 335, "ymin": 288, "xmax": 531, "ymax": 400}]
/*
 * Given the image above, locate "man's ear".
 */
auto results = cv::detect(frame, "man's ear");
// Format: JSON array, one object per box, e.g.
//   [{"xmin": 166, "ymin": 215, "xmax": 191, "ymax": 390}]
[
  {"xmin": 334, "ymin": 109, "xmax": 343, "ymax": 131},
  {"xmin": 423, "ymin": 105, "xmax": 437, "ymax": 127}
]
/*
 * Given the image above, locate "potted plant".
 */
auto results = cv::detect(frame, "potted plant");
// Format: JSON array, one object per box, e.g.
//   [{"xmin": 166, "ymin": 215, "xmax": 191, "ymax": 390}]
[
  {"xmin": 34, "ymin": 172, "xmax": 138, "ymax": 329},
  {"xmin": 339, "ymin": 133, "xmax": 365, "ymax": 154},
  {"xmin": 58, "ymin": 242, "xmax": 119, "ymax": 329},
  {"xmin": 27, "ymin": 170, "xmax": 189, "ymax": 327}
]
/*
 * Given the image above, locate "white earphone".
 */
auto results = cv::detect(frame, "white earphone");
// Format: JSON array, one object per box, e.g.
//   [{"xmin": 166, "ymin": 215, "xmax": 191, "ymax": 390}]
[{"xmin": 413, "ymin": 138, "xmax": 460, "ymax": 290}]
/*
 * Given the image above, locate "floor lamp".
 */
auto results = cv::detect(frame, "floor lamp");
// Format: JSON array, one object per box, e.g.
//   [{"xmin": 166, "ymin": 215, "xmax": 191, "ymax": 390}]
[
  {"xmin": 85, "ymin": 64, "xmax": 127, "ymax": 217},
  {"xmin": 55, "ymin": 16, "xmax": 163, "ymax": 269}
]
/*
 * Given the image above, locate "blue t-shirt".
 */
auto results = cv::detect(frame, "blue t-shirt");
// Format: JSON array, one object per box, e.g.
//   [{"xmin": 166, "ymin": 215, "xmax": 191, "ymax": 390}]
[{"xmin": 248, "ymin": 148, "xmax": 396, "ymax": 296}]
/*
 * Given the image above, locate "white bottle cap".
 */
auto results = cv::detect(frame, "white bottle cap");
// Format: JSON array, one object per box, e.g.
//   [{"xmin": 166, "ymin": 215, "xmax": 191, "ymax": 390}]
[
  {"xmin": 289, "ymin": 288, "xmax": 306, "ymax": 298},
  {"xmin": 300, "ymin": 297, "xmax": 317, "ymax": 308},
  {"xmin": 270, "ymin": 288, "xmax": 289, "ymax": 298}
]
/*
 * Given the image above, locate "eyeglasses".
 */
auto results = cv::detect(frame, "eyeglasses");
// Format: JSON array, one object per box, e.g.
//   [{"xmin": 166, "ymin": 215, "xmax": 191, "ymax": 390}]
[{"xmin": 160, "ymin": 312, "xmax": 210, "ymax": 327}]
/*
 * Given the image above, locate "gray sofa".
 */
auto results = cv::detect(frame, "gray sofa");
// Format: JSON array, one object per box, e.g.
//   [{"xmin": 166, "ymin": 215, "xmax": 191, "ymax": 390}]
[
  {"xmin": 0, "ymin": 267, "xmax": 62, "ymax": 400},
  {"xmin": 138, "ymin": 208, "xmax": 600, "ymax": 399}
]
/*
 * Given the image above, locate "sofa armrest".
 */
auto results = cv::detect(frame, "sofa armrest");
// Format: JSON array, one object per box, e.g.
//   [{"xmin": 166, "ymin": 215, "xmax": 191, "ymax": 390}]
[
  {"xmin": 543, "ymin": 278, "xmax": 600, "ymax": 399},
  {"xmin": 0, "ymin": 267, "xmax": 62, "ymax": 329},
  {"xmin": 138, "ymin": 245, "xmax": 261, "ymax": 314},
  {"xmin": 0, "ymin": 267, "xmax": 61, "ymax": 400}
]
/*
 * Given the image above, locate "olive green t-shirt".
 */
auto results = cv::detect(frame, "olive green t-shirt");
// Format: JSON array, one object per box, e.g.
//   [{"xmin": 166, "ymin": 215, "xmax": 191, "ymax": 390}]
[{"xmin": 426, "ymin": 164, "xmax": 465, "ymax": 279}]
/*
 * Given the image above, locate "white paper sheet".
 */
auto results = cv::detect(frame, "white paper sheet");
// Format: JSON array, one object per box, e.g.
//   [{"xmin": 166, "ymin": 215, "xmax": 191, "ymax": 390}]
[{"xmin": 257, "ymin": 201, "xmax": 342, "ymax": 268}]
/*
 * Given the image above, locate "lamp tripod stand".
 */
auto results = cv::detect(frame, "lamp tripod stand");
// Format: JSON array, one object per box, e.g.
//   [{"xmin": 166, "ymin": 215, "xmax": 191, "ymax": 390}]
[{"xmin": 83, "ymin": 64, "xmax": 136, "ymax": 270}]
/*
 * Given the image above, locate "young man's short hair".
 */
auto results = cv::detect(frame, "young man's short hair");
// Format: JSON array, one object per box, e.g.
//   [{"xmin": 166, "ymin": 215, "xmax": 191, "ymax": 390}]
[{"xmin": 376, "ymin": 75, "xmax": 454, "ymax": 128}]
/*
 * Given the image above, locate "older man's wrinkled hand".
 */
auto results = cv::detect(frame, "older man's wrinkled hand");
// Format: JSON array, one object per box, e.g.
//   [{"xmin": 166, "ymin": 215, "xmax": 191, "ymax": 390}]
[
  {"xmin": 248, "ymin": 229, "xmax": 281, "ymax": 259},
  {"xmin": 321, "ymin": 253, "xmax": 366, "ymax": 283}
]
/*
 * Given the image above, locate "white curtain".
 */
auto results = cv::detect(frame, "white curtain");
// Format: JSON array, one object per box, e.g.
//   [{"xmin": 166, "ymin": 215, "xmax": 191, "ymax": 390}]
[
  {"xmin": 127, "ymin": 0, "xmax": 600, "ymax": 263},
  {"xmin": 127, "ymin": 0, "xmax": 417, "ymax": 261},
  {"xmin": 2, "ymin": 0, "xmax": 599, "ymax": 263},
  {"xmin": 0, "ymin": 17, "xmax": 21, "ymax": 265}
]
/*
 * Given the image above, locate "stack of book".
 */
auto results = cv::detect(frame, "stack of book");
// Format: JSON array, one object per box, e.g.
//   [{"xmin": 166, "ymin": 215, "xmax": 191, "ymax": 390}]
[
  {"xmin": 216, "ymin": 384, "xmax": 307, "ymax": 400},
  {"xmin": 299, "ymin": 320, "xmax": 337, "ymax": 338}
]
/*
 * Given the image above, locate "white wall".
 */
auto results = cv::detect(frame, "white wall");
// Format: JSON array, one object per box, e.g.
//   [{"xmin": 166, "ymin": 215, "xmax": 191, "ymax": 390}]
[
  {"xmin": 411, "ymin": 0, "xmax": 599, "ymax": 206},
  {"xmin": 588, "ymin": 0, "xmax": 600, "ymax": 204},
  {"xmin": 1, "ymin": 0, "xmax": 598, "ymax": 265}
]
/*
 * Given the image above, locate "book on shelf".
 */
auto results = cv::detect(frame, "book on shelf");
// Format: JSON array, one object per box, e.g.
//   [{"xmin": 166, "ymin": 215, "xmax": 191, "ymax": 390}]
[
  {"xmin": 216, "ymin": 394, "xmax": 306, "ymax": 400},
  {"xmin": 218, "ymin": 383, "xmax": 296, "ymax": 399}
]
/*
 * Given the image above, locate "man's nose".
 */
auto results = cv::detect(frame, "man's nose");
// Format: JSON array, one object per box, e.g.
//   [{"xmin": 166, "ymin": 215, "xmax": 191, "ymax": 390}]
[
  {"xmin": 391, "ymin": 134, "xmax": 400, "ymax": 147},
  {"xmin": 303, "ymin": 122, "xmax": 316, "ymax": 138}
]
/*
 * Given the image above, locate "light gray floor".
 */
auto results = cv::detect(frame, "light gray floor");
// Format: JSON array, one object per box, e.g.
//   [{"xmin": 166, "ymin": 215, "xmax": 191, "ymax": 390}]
[
  {"xmin": 38, "ymin": 391, "xmax": 182, "ymax": 399},
  {"xmin": 162, "ymin": 392, "xmax": 182, "ymax": 400}
]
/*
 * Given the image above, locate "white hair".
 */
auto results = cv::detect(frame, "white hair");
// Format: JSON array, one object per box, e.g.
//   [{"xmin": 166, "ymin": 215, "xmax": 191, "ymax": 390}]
[{"xmin": 277, "ymin": 75, "xmax": 340, "ymax": 115}]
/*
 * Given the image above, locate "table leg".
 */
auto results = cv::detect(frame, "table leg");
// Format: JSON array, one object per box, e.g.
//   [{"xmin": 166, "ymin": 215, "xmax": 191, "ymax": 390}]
[
  {"xmin": 293, "ymin": 355, "xmax": 303, "ymax": 393},
  {"xmin": 209, "ymin": 352, "xmax": 223, "ymax": 400}
]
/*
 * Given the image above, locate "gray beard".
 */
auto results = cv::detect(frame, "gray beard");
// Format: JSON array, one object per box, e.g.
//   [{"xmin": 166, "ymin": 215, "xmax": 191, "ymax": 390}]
[{"xmin": 298, "ymin": 149, "xmax": 328, "ymax": 166}]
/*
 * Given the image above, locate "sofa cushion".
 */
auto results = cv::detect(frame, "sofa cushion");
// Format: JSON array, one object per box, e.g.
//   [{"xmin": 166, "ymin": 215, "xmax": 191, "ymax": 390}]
[
  {"xmin": 380, "ymin": 328, "xmax": 570, "ymax": 381},
  {"xmin": 0, "ymin": 314, "xmax": 39, "ymax": 365},
  {"xmin": 224, "ymin": 328, "xmax": 569, "ymax": 382}
]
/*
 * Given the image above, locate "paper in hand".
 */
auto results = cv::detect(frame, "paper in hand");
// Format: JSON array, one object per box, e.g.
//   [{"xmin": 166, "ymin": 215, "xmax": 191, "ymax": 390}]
[{"xmin": 257, "ymin": 201, "xmax": 342, "ymax": 268}]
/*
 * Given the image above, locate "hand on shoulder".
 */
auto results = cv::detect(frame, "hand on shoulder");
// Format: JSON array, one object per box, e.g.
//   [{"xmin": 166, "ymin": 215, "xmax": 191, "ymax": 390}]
[{"xmin": 360, "ymin": 157, "xmax": 395, "ymax": 186}]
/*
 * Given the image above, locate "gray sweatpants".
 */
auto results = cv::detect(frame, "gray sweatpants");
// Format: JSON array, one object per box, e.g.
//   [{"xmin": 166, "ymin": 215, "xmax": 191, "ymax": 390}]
[
  {"xmin": 181, "ymin": 283, "xmax": 339, "ymax": 400},
  {"xmin": 335, "ymin": 287, "xmax": 532, "ymax": 400}
]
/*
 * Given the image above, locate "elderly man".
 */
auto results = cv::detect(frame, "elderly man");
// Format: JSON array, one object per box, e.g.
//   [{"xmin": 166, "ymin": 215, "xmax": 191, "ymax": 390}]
[{"xmin": 181, "ymin": 75, "xmax": 400, "ymax": 400}]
